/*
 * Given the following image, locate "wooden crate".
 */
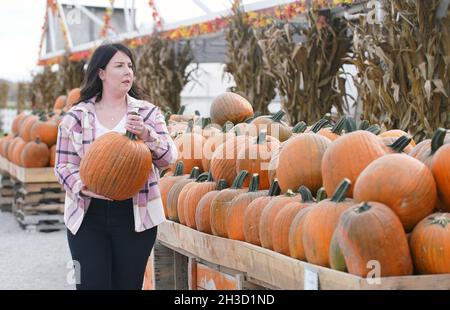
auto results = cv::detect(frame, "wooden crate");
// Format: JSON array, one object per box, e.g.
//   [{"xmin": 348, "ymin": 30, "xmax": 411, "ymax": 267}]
[
  {"xmin": 157, "ymin": 221, "xmax": 450, "ymax": 290},
  {"xmin": 189, "ymin": 259, "xmax": 264, "ymax": 290},
  {"xmin": 8, "ymin": 160, "xmax": 57, "ymax": 183},
  {"xmin": 143, "ymin": 240, "xmax": 178, "ymax": 290},
  {"xmin": 0, "ymin": 173, "xmax": 14, "ymax": 212}
]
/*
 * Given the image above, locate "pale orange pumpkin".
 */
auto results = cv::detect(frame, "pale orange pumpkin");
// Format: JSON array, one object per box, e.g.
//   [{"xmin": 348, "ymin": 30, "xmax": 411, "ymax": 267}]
[{"xmin": 210, "ymin": 92, "xmax": 254, "ymax": 126}]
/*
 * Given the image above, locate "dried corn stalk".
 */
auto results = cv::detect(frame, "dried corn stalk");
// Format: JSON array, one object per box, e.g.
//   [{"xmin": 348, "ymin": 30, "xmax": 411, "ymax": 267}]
[
  {"xmin": 17, "ymin": 82, "xmax": 29, "ymax": 111},
  {"xmin": 350, "ymin": 0, "xmax": 450, "ymax": 141},
  {"xmin": 29, "ymin": 66, "xmax": 63, "ymax": 111},
  {"xmin": 224, "ymin": 4, "xmax": 277, "ymax": 115},
  {"xmin": 258, "ymin": 11, "xmax": 351, "ymax": 125},
  {"xmin": 135, "ymin": 34, "xmax": 197, "ymax": 113},
  {"xmin": 58, "ymin": 54, "xmax": 86, "ymax": 92},
  {"xmin": 0, "ymin": 82, "xmax": 9, "ymax": 108}
]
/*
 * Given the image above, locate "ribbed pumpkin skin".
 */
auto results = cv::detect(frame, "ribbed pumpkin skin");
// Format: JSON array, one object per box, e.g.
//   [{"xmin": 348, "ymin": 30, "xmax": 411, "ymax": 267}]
[
  {"xmin": 226, "ymin": 190, "xmax": 268, "ymax": 241},
  {"xmin": 277, "ymin": 134, "xmax": 331, "ymax": 194},
  {"xmin": 410, "ymin": 213, "xmax": 450, "ymax": 274},
  {"xmin": 12, "ymin": 138, "xmax": 27, "ymax": 166},
  {"xmin": 19, "ymin": 115, "xmax": 39, "ymax": 142},
  {"xmin": 202, "ymin": 133, "xmax": 234, "ymax": 172},
  {"xmin": 172, "ymin": 133, "xmax": 205, "ymax": 174},
  {"xmin": 302, "ymin": 197, "xmax": 355, "ymax": 267},
  {"xmin": 288, "ymin": 206, "xmax": 314, "ymax": 260},
  {"xmin": 11, "ymin": 113, "xmax": 27, "ymax": 135},
  {"xmin": 7, "ymin": 137, "xmax": 21, "ymax": 162},
  {"xmin": 166, "ymin": 178, "xmax": 195, "ymax": 222},
  {"xmin": 248, "ymin": 117, "xmax": 292, "ymax": 142},
  {"xmin": 379, "ymin": 130, "xmax": 416, "ymax": 146},
  {"xmin": 30, "ymin": 120, "xmax": 58, "ymax": 147},
  {"xmin": 65, "ymin": 88, "xmax": 81, "ymax": 111},
  {"xmin": 408, "ymin": 135, "xmax": 450, "ymax": 168},
  {"xmin": 259, "ymin": 194, "xmax": 299, "ymax": 250},
  {"xmin": 243, "ymin": 196, "xmax": 273, "ymax": 246},
  {"xmin": 184, "ymin": 181, "xmax": 217, "ymax": 228},
  {"xmin": 431, "ymin": 145, "xmax": 450, "ymax": 211},
  {"xmin": 331, "ymin": 202, "xmax": 413, "ymax": 277},
  {"xmin": 321, "ymin": 131, "xmax": 387, "ymax": 197},
  {"xmin": 195, "ymin": 190, "xmax": 221, "ymax": 234},
  {"xmin": 210, "ymin": 136, "xmax": 250, "ymax": 186},
  {"xmin": 272, "ymin": 202, "xmax": 309, "ymax": 255},
  {"xmin": 160, "ymin": 174, "xmax": 188, "ymax": 217},
  {"xmin": 21, "ymin": 139, "xmax": 50, "ymax": 168},
  {"xmin": 210, "ymin": 188, "xmax": 246, "ymax": 238},
  {"xmin": 79, "ymin": 132, "xmax": 152, "ymax": 201},
  {"xmin": 354, "ymin": 154, "xmax": 436, "ymax": 232},
  {"xmin": 177, "ymin": 182, "xmax": 198, "ymax": 225},
  {"xmin": 53, "ymin": 95, "xmax": 67, "ymax": 111},
  {"xmin": 210, "ymin": 92, "xmax": 254, "ymax": 126}
]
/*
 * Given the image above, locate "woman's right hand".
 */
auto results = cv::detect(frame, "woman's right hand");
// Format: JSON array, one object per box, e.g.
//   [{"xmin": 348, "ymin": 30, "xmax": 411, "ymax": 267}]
[{"xmin": 80, "ymin": 188, "xmax": 113, "ymax": 201}]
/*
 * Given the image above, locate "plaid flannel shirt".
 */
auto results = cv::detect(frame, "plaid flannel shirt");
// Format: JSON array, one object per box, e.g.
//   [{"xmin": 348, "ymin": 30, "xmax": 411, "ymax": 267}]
[{"xmin": 55, "ymin": 94, "xmax": 177, "ymax": 235}]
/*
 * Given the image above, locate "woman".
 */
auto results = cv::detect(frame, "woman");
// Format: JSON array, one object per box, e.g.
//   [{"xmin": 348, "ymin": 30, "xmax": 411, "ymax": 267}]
[{"xmin": 55, "ymin": 43, "xmax": 177, "ymax": 290}]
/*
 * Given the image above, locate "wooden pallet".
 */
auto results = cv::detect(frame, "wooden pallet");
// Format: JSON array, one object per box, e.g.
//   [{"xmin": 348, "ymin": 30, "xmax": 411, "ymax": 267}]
[
  {"xmin": 14, "ymin": 208, "xmax": 65, "ymax": 232},
  {"xmin": 0, "ymin": 173, "xmax": 14, "ymax": 212}
]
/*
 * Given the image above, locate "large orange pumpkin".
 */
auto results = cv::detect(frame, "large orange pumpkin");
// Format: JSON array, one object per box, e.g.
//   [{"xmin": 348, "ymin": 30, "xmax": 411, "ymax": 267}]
[
  {"xmin": 431, "ymin": 144, "xmax": 450, "ymax": 212},
  {"xmin": 159, "ymin": 162, "xmax": 187, "ymax": 217},
  {"xmin": 79, "ymin": 130, "xmax": 153, "ymax": 201},
  {"xmin": 288, "ymin": 206, "xmax": 315, "ymax": 260},
  {"xmin": 410, "ymin": 212, "xmax": 450, "ymax": 274},
  {"xmin": 210, "ymin": 92, "xmax": 254, "ymax": 126},
  {"xmin": 195, "ymin": 179, "xmax": 228, "ymax": 234},
  {"xmin": 354, "ymin": 154, "xmax": 437, "ymax": 231},
  {"xmin": 330, "ymin": 201, "xmax": 413, "ymax": 277},
  {"xmin": 64, "ymin": 88, "xmax": 81, "ymax": 112},
  {"xmin": 302, "ymin": 179, "xmax": 355, "ymax": 267},
  {"xmin": 247, "ymin": 110, "xmax": 292, "ymax": 142},
  {"xmin": 30, "ymin": 115, "xmax": 58, "ymax": 147},
  {"xmin": 171, "ymin": 121, "xmax": 206, "ymax": 174},
  {"xmin": 408, "ymin": 128, "xmax": 449, "ymax": 168},
  {"xmin": 21, "ymin": 138, "xmax": 50, "ymax": 168}
]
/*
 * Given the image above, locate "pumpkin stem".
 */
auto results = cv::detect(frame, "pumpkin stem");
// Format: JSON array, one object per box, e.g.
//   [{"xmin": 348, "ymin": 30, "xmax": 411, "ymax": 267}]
[
  {"xmin": 355, "ymin": 202, "xmax": 372, "ymax": 213},
  {"xmin": 244, "ymin": 111, "xmax": 260, "ymax": 124},
  {"xmin": 316, "ymin": 187, "xmax": 328, "ymax": 201},
  {"xmin": 323, "ymin": 113, "xmax": 332, "ymax": 122},
  {"xmin": 331, "ymin": 178, "xmax": 351, "ymax": 202},
  {"xmin": 34, "ymin": 137, "xmax": 42, "ymax": 144},
  {"xmin": 125, "ymin": 111, "xmax": 139, "ymax": 141},
  {"xmin": 186, "ymin": 119, "xmax": 194, "ymax": 133},
  {"xmin": 271, "ymin": 110, "xmax": 285, "ymax": 123},
  {"xmin": 331, "ymin": 116, "xmax": 346, "ymax": 135},
  {"xmin": 201, "ymin": 117, "xmax": 211, "ymax": 129},
  {"xmin": 344, "ymin": 117, "xmax": 357, "ymax": 133},
  {"xmin": 248, "ymin": 174, "xmax": 260, "ymax": 192},
  {"xmin": 366, "ymin": 124, "xmax": 381, "ymax": 135},
  {"xmin": 430, "ymin": 128, "xmax": 446, "ymax": 155},
  {"xmin": 159, "ymin": 168, "xmax": 170, "ymax": 178},
  {"xmin": 188, "ymin": 167, "xmax": 200, "ymax": 179},
  {"xmin": 177, "ymin": 105, "xmax": 185, "ymax": 114},
  {"xmin": 194, "ymin": 110, "xmax": 200, "ymax": 116},
  {"xmin": 206, "ymin": 171, "xmax": 214, "ymax": 182},
  {"xmin": 223, "ymin": 121, "xmax": 234, "ymax": 133},
  {"xmin": 298, "ymin": 186, "xmax": 314, "ymax": 203},
  {"xmin": 429, "ymin": 214, "xmax": 450, "ymax": 228},
  {"xmin": 268, "ymin": 179, "xmax": 281, "ymax": 196},
  {"xmin": 174, "ymin": 162, "xmax": 184, "ymax": 176},
  {"xmin": 292, "ymin": 121, "xmax": 307, "ymax": 134},
  {"xmin": 234, "ymin": 127, "xmax": 241, "ymax": 136},
  {"xmin": 231, "ymin": 170, "xmax": 248, "ymax": 189},
  {"xmin": 358, "ymin": 120, "xmax": 370, "ymax": 131},
  {"xmin": 195, "ymin": 172, "xmax": 210, "ymax": 182},
  {"xmin": 164, "ymin": 111, "xmax": 172, "ymax": 124},
  {"xmin": 39, "ymin": 114, "xmax": 48, "ymax": 122},
  {"xmin": 311, "ymin": 119, "xmax": 330, "ymax": 133},
  {"xmin": 389, "ymin": 135, "xmax": 412, "ymax": 153},
  {"xmin": 217, "ymin": 179, "xmax": 228, "ymax": 190},
  {"xmin": 256, "ymin": 131, "xmax": 267, "ymax": 145}
]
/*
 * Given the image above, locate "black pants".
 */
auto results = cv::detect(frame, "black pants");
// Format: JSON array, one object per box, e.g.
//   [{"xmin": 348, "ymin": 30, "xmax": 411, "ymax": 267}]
[{"xmin": 67, "ymin": 198, "xmax": 157, "ymax": 290}]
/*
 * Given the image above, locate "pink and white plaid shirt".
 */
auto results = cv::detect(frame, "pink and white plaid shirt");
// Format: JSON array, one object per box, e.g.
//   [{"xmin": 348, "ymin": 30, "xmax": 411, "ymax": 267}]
[{"xmin": 55, "ymin": 94, "xmax": 177, "ymax": 235}]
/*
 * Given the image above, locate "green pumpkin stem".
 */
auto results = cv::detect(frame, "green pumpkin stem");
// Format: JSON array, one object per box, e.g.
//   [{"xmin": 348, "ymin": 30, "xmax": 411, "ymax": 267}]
[
  {"xmin": 284, "ymin": 189, "xmax": 297, "ymax": 197},
  {"xmin": 366, "ymin": 124, "xmax": 381, "ymax": 135},
  {"xmin": 311, "ymin": 119, "xmax": 330, "ymax": 133},
  {"xmin": 292, "ymin": 121, "xmax": 307, "ymax": 134},
  {"xmin": 125, "ymin": 111, "xmax": 139, "ymax": 141},
  {"xmin": 271, "ymin": 110, "xmax": 285, "ymax": 123},
  {"xmin": 298, "ymin": 186, "xmax": 314, "ymax": 203},
  {"xmin": 188, "ymin": 167, "xmax": 200, "ymax": 179},
  {"xmin": 248, "ymin": 174, "xmax": 260, "ymax": 192},
  {"xmin": 231, "ymin": 170, "xmax": 248, "ymax": 189},
  {"xmin": 223, "ymin": 121, "xmax": 234, "ymax": 133},
  {"xmin": 186, "ymin": 119, "xmax": 194, "ymax": 133},
  {"xmin": 268, "ymin": 179, "xmax": 281, "ymax": 196},
  {"xmin": 429, "ymin": 214, "xmax": 450, "ymax": 228},
  {"xmin": 389, "ymin": 135, "xmax": 412, "ymax": 153},
  {"xmin": 358, "ymin": 120, "xmax": 370, "ymax": 131},
  {"xmin": 206, "ymin": 171, "xmax": 214, "ymax": 182},
  {"xmin": 174, "ymin": 162, "xmax": 184, "ymax": 176},
  {"xmin": 316, "ymin": 187, "xmax": 328, "ymax": 201},
  {"xmin": 344, "ymin": 117, "xmax": 357, "ymax": 133},
  {"xmin": 331, "ymin": 178, "xmax": 351, "ymax": 202},
  {"xmin": 217, "ymin": 179, "xmax": 228, "ymax": 190},
  {"xmin": 356, "ymin": 202, "xmax": 372, "ymax": 213},
  {"xmin": 431, "ymin": 128, "xmax": 446, "ymax": 155},
  {"xmin": 194, "ymin": 110, "xmax": 200, "ymax": 116},
  {"xmin": 331, "ymin": 116, "xmax": 346, "ymax": 134},
  {"xmin": 195, "ymin": 172, "xmax": 210, "ymax": 182},
  {"xmin": 177, "ymin": 105, "xmax": 185, "ymax": 114}
]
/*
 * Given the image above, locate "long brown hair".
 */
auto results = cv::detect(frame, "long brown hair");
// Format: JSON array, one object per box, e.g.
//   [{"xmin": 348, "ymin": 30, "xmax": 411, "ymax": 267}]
[{"xmin": 77, "ymin": 43, "xmax": 142, "ymax": 104}]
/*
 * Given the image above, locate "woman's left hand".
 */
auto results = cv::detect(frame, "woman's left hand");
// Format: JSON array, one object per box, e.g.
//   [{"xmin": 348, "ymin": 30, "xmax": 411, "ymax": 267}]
[{"xmin": 126, "ymin": 113, "xmax": 149, "ymax": 140}]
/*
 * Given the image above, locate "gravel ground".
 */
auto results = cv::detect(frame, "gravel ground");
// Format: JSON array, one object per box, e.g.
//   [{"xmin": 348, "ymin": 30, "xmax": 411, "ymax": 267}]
[{"xmin": 0, "ymin": 211, "xmax": 74, "ymax": 290}]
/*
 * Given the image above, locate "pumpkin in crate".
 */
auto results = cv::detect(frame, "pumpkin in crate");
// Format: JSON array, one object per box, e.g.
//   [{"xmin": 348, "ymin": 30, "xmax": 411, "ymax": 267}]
[
  {"xmin": 159, "ymin": 162, "xmax": 187, "ymax": 217},
  {"xmin": 30, "ymin": 115, "xmax": 58, "ymax": 147},
  {"xmin": 243, "ymin": 179, "xmax": 281, "ymax": 246},
  {"xmin": 226, "ymin": 174, "xmax": 268, "ymax": 241},
  {"xmin": 210, "ymin": 92, "xmax": 254, "ymax": 126},
  {"xmin": 288, "ymin": 206, "xmax": 315, "ymax": 261},
  {"xmin": 431, "ymin": 144, "xmax": 450, "ymax": 211},
  {"xmin": 409, "ymin": 213, "xmax": 450, "ymax": 274},
  {"xmin": 210, "ymin": 170, "xmax": 248, "ymax": 238},
  {"xmin": 195, "ymin": 179, "xmax": 228, "ymax": 234},
  {"xmin": 79, "ymin": 128, "xmax": 153, "ymax": 201},
  {"xmin": 176, "ymin": 172, "xmax": 211, "ymax": 225},
  {"xmin": 259, "ymin": 189, "xmax": 299, "ymax": 250},
  {"xmin": 21, "ymin": 138, "xmax": 50, "ymax": 168},
  {"xmin": 272, "ymin": 186, "xmax": 316, "ymax": 256},
  {"xmin": 302, "ymin": 179, "xmax": 355, "ymax": 267},
  {"xmin": 354, "ymin": 154, "xmax": 436, "ymax": 232},
  {"xmin": 330, "ymin": 201, "xmax": 413, "ymax": 277}
]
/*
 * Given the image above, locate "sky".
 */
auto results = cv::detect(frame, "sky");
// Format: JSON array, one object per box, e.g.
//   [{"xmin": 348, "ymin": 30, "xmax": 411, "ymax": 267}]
[{"xmin": 0, "ymin": 0, "xmax": 268, "ymax": 83}]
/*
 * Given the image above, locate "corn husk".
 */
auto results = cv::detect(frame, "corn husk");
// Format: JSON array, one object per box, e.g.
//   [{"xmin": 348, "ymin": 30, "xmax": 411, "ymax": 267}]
[
  {"xmin": 58, "ymin": 54, "xmax": 85, "ymax": 92},
  {"xmin": 28, "ymin": 66, "xmax": 62, "ymax": 111},
  {"xmin": 0, "ymin": 82, "xmax": 9, "ymax": 108}
]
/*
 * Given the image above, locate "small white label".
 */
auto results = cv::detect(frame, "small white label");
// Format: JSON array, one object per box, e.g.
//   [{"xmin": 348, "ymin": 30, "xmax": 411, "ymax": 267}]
[{"xmin": 304, "ymin": 267, "xmax": 319, "ymax": 290}]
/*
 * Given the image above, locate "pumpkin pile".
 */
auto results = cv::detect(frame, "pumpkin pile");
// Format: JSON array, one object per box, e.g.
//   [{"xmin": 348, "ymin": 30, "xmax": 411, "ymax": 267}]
[
  {"xmin": 0, "ymin": 88, "xmax": 80, "ymax": 168},
  {"xmin": 159, "ymin": 92, "xmax": 450, "ymax": 277}
]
